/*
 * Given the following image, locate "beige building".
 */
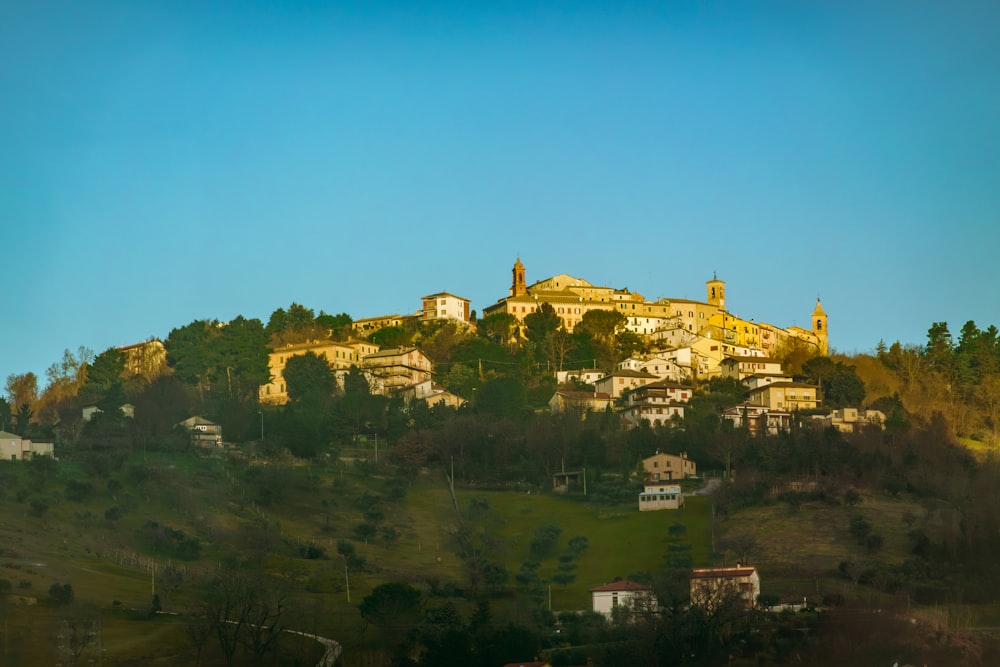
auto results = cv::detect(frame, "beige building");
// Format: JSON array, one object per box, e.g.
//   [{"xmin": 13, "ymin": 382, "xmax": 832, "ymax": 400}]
[
  {"xmin": 719, "ymin": 357, "xmax": 784, "ymax": 381},
  {"xmin": 810, "ymin": 408, "xmax": 886, "ymax": 433},
  {"xmin": 177, "ymin": 416, "xmax": 222, "ymax": 448},
  {"xmin": 641, "ymin": 451, "xmax": 697, "ymax": 481},
  {"xmin": 361, "ymin": 347, "xmax": 434, "ymax": 395},
  {"xmin": 260, "ymin": 340, "xmax": 379, "ymax": 404},
  {"xmin": 594, "ymin": 370, "xmax": 660, "ymax": 400},
  {"xmin": 0, "ymin": 431, "xmax": 54, "ymax": 461},
  {"xmin": 618, "ymin": 353, "xmax": 690, "ymax": 382},
  {"xmin": 690, "ymin": 565, "xmax": 761, "ymax": 610},
  {"xmin": 351, "ymin": 314, "xmax": 413, "ymax": 337},
  {"xmin": 548, "ymin": 390, "xmax": 613, "ymax": 417}
]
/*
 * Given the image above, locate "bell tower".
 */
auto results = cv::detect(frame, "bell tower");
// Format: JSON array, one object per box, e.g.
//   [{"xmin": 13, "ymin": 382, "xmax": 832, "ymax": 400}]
[
  {"xmin": 706, "ymin": 273, "xmax": 725, "ymax": 310},
  {"xmin": 512, "ymin": 257, "xmax": 527, "ymax": 297},
  {"xmin": 812, "ymin": 299, "xmax": 828, "ymax": 355}
]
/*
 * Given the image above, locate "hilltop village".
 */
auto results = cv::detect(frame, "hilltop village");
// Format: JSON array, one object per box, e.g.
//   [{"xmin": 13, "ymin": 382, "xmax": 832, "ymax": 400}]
[{"xmin": 258, "ymin": 259, "xmax": 835, "ymax": 429}]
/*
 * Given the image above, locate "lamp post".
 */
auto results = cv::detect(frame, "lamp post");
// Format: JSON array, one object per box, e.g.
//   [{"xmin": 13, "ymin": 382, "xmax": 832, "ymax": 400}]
[{"xmin": 258, "ymin": 411, "xmax": 264, "ymax": 443}]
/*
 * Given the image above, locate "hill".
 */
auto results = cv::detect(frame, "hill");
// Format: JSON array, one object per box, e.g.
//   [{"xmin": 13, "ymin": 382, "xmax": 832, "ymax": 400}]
[{"xmin": 0, "ymin": 451, "xmax": 712, "ymax": 665}]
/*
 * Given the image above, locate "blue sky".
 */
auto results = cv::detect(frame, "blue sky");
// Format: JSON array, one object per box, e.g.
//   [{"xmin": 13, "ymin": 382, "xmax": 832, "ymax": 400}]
[{"xmin": 2, "ymin": 1, "xmax": 998, "ymax": 387}]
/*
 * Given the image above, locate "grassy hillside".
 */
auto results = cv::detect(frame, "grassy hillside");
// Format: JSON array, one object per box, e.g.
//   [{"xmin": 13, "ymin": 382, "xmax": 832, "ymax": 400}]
[
  {"xmin": 717, "ymin": 491, "xmax": 928, "ymax": 602},
  {"xmin": 0, "ymin": 452, "xmax": 712, "ymax": 664}
]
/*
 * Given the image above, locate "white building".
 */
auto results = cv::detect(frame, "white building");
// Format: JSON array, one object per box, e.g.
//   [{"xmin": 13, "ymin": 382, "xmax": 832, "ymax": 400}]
[
  {"xmin": 421, "ymin": 292, "xmax": 471, "ymax": 323},
  {"xmin": 638, "ymin": 483, "xmax": 684, "ymax": 511},
  {"xmin": 590, "ymin": 580, "xmax": 656, "ymax": 618}
]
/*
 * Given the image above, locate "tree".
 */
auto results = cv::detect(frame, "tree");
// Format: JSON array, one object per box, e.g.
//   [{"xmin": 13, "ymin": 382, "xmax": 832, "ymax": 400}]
[
  {"xmin": 0, "ymin": 397, "xmax": 10, "ymax": 432},
  {"xmin": 371, "ymin": 326, "xmax": 410, "ymax": 348},
  {"xmin": 198, "ymin": 573, "xmax": 287, "ymax": 667},
  {"xmin": 802, "ymin": 357, "xmax": 866, "ymax": 408},
  {"xmin": 479, "ymin": 312, "xmax": 518, "ymax": 347},
  {"xmin": 543, "ymin": 328, "xmax": 575, "ymax": 372},
  {"xmin": 316, "ymin": 311, "xmax": 353, "ymax": 339},
  {"xmin": 165, "ymin": 320, "xmax": 220, "ymax": 396},
  {"xmin": 359, "ymin": 582, "xmax": 423, "ymax": 638},
  {"xmin": 215, "ymin": 316, "xmax": 270, "ymax": 399},
  {"xmin": 48, "ymin": 582, "xmax": 75, "ymax": 605},
  {"xmin": 925, "ymin": 321, "xmax": 954, "ymax": 371},
  {"xmin": 5, "ymin": 372, "xmax": 38, "ymax": 412},
  {"xmin": 476, "ymin": 376, "xmax": 528, "ymax": 419},
  {"xmin": 83, "ymin": 347, "xmax": 126, "ymax": 398},
  {"xmin": 523, "ymin": 303, "xmax": 562, "ymax": 344},
  {"xmin": 283, "ymin": 352, "xmax": 336, "ymax": 403}
]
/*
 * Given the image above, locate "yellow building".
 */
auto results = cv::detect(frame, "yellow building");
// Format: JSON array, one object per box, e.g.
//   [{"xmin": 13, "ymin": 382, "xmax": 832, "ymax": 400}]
[
  {"xmin": 260, "ymin": 339, "xmax": 380, "ymax": 405},
  {"xmin": 351, "ymin": 314, "xmax": 413, "ymax": 337},
  {"xmin": 746, "ymin": 381, "xmax": 821, "ymax": 411},
  {"xmin": 118, "ymin": 339, "xmax": 168, "ymax": 380}
]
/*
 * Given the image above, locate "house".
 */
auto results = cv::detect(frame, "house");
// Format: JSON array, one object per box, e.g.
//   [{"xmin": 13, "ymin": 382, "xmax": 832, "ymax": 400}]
[
  {"xmin": 741, "ymin": 373, "xmax": 795, "ymax": 391},
  {"xmin": 618, "ymin": 353, "xmax": 690, "ymax": 383},
  {"xmin": 260, "ymin": 339, "xmax": 380, "ymax": 405},
  {"xmin": 350, "ymin": 313, "xmax": 415, "ymax": 337},
  {"xmin": 810, "ymin": 408, "xmax": 886, "ymax": 433},
  {"xmin": 399, "ymin": 380, "xmax": 464, "ymax": 409},
  {"xmin": 641, "ymin": 451, "xmax": 697, "ymax": 482},
  {"xmin": 721, "ymin": 404, "xmax": 792, "ymax": 436},
  {"xmin": 0, "ymin": 431, "xmax": 54, "ymax": 461},
  {"xmin": 593, "ymin": 370, "xmax": 659, "ymax": 400},
  {"xmin": 117, "ymin": 338, "xmax": 168, "ymax": 380},
  {"xmin": 420, "ymin": 292, "xmax": 471, "ymax": 323},
  {"xmin": 690, "ymin": 565, "xmax": 761, "ymax": 610},
  {"xmin": 638, "ymin": 483, "xmax": 684, "ymax": 511},
  {"xmin": 620, "ymin": 401, "xmax": 685, "ymax": 429},
  {"xmin": 178, "ymin": 416, "xmax": 222, "ymax": 447},
  {"xmin": 719, "ymin": 356, "xmax": 784, "ymax": 381},
  {"xmin": 361, "ymin": 347, "xmax": 434, "ymax": 395},
  {"xmin": 81, "ymin": 402, "xmax": 135, "ymax": 422},
  {"xmin": 548, "ymin": 390, "xmax": 612, "ymax": 417},
  {"xmin": 590, "ymin": 580, "xmax": 656, "ymax": 618},
  {"xmin": 555, "ymin": 368, "xmax": 605, "ymax": 387},
  {"xmin": 620, "ymin": 380, "xmax": 692, "ymax": 428},
  {"xmin": 746, "ymin": 382, "xmax": 820, "ymax": 411}
]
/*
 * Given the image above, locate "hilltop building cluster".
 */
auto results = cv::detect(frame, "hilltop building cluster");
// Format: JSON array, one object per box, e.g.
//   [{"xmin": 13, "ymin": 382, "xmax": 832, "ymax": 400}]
[{"xmin": 253, "ymin": 259, "xmax": 845, "ymax": 434}]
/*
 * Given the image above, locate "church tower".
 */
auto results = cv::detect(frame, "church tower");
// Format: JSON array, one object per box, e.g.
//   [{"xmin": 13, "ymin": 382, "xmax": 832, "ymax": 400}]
[
  {"xmin": 812, "ymin": 299, "xmax": 829, "ymax": 355},
  {"xmin": 706, "ymin": 274, "xmax": 725, "ymax": 310},
  {"xmin": 512, "ymin": 257, "xmax": 527, "ymax": 297}
]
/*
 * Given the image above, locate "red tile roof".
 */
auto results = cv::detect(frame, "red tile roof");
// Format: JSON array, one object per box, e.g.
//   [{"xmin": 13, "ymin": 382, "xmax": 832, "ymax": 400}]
[{"xmin": 590, "ymin": 580, "xmax": 651, "ymax": 592}]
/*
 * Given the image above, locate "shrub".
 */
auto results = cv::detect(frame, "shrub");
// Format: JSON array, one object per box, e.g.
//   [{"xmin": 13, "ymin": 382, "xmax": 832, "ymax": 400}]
[
  {"xmin": 28, "ymin": 499, "xmax": 49, "ymax": 517},
  {"xmin": 48, "ymin": 582, "xmax": 74, "ymax": 605},
  {"xmin": 528, "ymin": 524, "xmax": 563, "ymax": 559},
  {"xmin": 65, "ymin": 479, "xmax": 93, "ymax": 502}
]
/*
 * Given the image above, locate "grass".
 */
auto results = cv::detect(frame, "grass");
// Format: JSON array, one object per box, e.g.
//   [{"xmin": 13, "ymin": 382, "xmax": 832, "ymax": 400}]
[{"xmin": 717, "ymin": 490, "xmax": 924, "ymax": 603}]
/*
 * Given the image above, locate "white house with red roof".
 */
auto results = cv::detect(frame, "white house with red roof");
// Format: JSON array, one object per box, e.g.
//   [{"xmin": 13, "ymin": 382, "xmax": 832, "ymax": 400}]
[{"xmin": 590, "ymin": 579, "xmax": 656, "ymax": 618}]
